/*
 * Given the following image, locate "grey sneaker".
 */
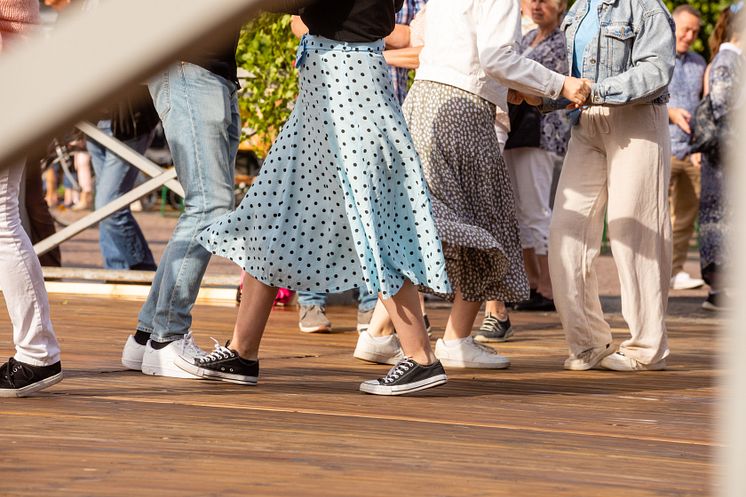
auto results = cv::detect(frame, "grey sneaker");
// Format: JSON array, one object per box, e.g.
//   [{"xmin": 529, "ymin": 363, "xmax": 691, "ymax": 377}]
[
  {"xmin": 563, "ymin": 343, "xmax": 616, "ymax": 371},
  {"xmin": 474, "ymin": 313, "xmax": 513, "ymax": 343},
  {"xmin": 356, "ymin": 307, "xmax": 374, "ymax": 333},
  {"xmin": 298, "ymin": 305, "xmax": 332, "ymax": 333}
]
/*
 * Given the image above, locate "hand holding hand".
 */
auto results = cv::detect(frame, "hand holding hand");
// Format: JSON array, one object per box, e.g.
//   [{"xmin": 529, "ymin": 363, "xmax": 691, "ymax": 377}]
[
  {"xmin": 668, "ymin": 107, "xmax": 692, "ymax": 135},
  {"xmin": 561, "ymin": 77, "xmax": 591, "ymax": 108}
]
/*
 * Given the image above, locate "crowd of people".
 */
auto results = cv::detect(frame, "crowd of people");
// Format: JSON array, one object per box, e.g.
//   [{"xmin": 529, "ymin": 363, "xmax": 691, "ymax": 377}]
[{"xmin": 0, "ymin": 0, "xmax": 741, "ymax": 397}]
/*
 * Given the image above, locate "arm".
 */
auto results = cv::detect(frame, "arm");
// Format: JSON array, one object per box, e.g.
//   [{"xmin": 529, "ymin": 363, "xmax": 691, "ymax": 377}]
[
  {"xmin": 476, "ymin": 0, "xmax": 565, "ymax": 99},
  {"xmin": 384, "ymin": 24, "xmax": 411, "ymax": 49},
  {"xmin": 290, "ymin": 15, "xmax": 308, "ymax": 39},
  {"xmin": 384, "ymin": 46, "xmax": 423, "ymax": 69},
  {"xmin": 590, "ymin": 11, "xmax": 675, "ymax": 105}
]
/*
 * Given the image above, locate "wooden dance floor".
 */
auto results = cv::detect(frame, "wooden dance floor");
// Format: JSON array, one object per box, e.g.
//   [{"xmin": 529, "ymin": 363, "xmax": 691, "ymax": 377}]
[{"xmin": 0, "ymin": 294, "xmax": 717, "ymax": 496}]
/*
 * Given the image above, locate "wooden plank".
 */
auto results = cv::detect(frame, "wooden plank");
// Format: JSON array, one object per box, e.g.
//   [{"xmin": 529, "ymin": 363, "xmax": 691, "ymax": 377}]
[{"xmin": 0, "ymin": 295, "xmax": 719, "ymax": 496}]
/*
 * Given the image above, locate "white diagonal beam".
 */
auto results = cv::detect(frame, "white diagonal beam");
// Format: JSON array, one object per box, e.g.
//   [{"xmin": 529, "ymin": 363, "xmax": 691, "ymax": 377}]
[{"xmin": 76, "ymin": 121, "xmax": 185, "ymax": 197}]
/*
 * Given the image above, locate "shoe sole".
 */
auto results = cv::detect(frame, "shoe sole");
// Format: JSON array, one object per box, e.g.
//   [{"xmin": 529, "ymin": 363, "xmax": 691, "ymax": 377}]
[
  {"xmin": 122, "ymin": 358, "xmax": 143, "ymax": 370},
  {"xmin": 672, "ymin": 281, "xmax": 705, "ymax": 290},
  {"xmin": 437, "ymin": 358, "xmax": 510, "ymax": 369},
  {"xmin": 564, "ymin": 346, "xmax": 616, "ymax": 371},
  {"xmin": 474, "ymin": 327, "xmax": 514, "ymax": 343},
  {"xmin": 353, "ymin": 349, "xmax": 402, "ymax": 365},
  {"xmin": 299, "ymin": 324, "xmax": 332, "ymax": 333},
  {"xmin": 359, "ymin": 374, "xmax": 447, "ymax": 395},
  {"xmin": 141, "ymin": 352, "xmax": 201, "ymax": 379},
  {"xmin": 0, "ymin": 371, "xmax": 63, "ymax": 398},
  {"xmin": 701, "ymin": 301, "xmax": 722, "ymax": 312},
  {"xmin": 174, "ymin": 355, "xmax": 257, "ymax": 385}
]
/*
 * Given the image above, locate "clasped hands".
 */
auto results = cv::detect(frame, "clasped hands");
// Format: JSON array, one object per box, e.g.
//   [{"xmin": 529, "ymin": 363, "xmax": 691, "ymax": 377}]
[{"xmin": 507, "ymin": 77, "xmax": 593, "ymax": 108}]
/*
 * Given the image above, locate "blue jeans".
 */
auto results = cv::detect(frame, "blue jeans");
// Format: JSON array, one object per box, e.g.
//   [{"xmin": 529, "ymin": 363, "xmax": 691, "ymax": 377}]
[
  {"xmin": 137, "ymin": 63, "xmax": 240, "ymax": 341},
  {"xmin": 87, "ymin": 120, "xmax": 156, "ymax": 270},
  {"xmin": 297, "ymin": 289, "xmax": 377, "ymax": 312}
]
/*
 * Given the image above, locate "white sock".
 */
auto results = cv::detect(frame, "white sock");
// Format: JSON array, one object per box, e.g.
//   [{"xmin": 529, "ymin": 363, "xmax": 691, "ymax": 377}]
[
  {"xmin": 443, "ymin": 337, "xmax": 469, "ymax": 347},
  {"xmin": 370, "ymin": 333, "xmax": 394, "ymax": 342}
]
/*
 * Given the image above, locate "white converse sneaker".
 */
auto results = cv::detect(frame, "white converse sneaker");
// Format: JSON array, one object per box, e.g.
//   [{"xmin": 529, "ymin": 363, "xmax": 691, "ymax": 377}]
[
  {"xmin": 353, "ymin": 331, "xmax": 405, "ymax": 365},
  {"xmin": 563, "ymin": 343, "xmax": 616, "ymax": 371},
  {"xmin": 598, "ymin": 351, "xmax": 666, "ymax": 371},
  {"xmin": 670, "ymin": 271, "xmax": 705, "ymax": 290},
  {"xmin": 122, "ymin": 335, "xmax": 147, "ymax": 370},
  {"xmin": 141, "ymin": 332, "xmax": 206, "ymax": 379},
  {"xmin": 434, "ymin": 337, "xmax": 510, "ymax": 369}
]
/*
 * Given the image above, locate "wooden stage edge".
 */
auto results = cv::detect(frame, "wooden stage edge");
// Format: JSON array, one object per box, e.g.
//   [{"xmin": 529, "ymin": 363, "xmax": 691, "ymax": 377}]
[{"xmin": 0, "ymin": 293, "xmax": 722, "ymax": 497}]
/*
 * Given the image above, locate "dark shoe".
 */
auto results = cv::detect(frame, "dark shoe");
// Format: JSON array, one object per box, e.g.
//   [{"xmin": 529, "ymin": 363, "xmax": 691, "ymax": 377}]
[
  {"xmin": 474, "ymin": 313, "xmax": 513, "ymax": 343},
  {"xmin": 174, "ymin": 339, "xmax": 258, "ymax": 385},
  {"xmin": 359, "ymin": 358, "xmax": 447, "ymax": 395},
  {"xmin": 0, "ymin": 357, "xmax": 63, "ymax": 397},
  {"xmin": 513, "ymin": 291, "xmax": 555, "ymax": 312}
]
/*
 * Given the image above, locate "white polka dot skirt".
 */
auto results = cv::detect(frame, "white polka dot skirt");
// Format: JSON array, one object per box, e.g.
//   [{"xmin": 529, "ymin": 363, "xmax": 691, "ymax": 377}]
[
  {"xmin": 199, "ymin": 35, "xmax": 451, "ymax": 299},
  {"xmin": 402, "ymin": 81, "xmax": 530, "ymax": 303}
]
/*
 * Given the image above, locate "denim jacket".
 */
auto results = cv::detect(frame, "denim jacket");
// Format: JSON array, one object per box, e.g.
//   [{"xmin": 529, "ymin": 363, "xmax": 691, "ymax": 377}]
[{"xmin": 549, "ymin": 0, "xmax": 675, "ymax": 108}]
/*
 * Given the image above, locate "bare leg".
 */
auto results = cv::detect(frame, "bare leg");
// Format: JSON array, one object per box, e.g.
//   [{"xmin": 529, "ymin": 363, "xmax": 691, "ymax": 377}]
[
  {"xmin": 443, "ymin": 289, "xmax": 482, "ymax": 341},
  {"xmin": 523, "ymin": 248, "xmax": 540, "ymax": 290},
  {"xmin": 484, "ymin": 300, "xmax": 509, "ymax": 320},
  {"xmin": 379, "ymin": 280, "xmax": 434, "ymax": 365},
  {"xmin": 368, "ymin": 289, "xmax": 428, "ymax": 337},
  {"xmin": 536, "ymin": 254, "xmax": 553, "ymax": 299},
  {"xmin": 228, "ymin": 272, "xmax": 277, "ymax": 360}
]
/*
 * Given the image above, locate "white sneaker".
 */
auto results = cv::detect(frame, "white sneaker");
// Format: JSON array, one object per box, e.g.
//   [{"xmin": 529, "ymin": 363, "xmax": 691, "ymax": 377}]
[
  {"xmin": 141, "ymin": 332, "xmax": 206, "ymax": 379},
  {"xmin": 122, "ymin": 335, "xmax": 147, "ymax": 370},
  {"xmin": 670, "ymin": 271, "xmax": 705, "ymax": 290},
  {"xmin": 563, "ymin": 343, "xmax": 615, "ymax": 371},
  {"xmin": 598, "ymin": 351, "xmax": 666, "ymax": 371},
  {"xmin": 434, "ymin": 337, "xmax": 510, "ymax": 369},
  {"xmin": 353, "ymin": 331, "xmax": 404, "ymax": 365}
]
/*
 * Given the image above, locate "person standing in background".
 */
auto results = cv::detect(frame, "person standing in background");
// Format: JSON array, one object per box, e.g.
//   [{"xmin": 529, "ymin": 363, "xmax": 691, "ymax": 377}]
[{"xmin": 667, "ymin": 4, "xmax": 706, "ymax": 291}]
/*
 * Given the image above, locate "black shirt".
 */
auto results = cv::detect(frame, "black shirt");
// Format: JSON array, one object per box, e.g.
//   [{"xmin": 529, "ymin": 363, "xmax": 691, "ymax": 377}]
[
  {"xmin": 183, "ymin": 30, "xmax": 241, "ymax": 85},
  {"xmin": 300, "ymin": 0, "xmax": 404, "ymax": 43}
]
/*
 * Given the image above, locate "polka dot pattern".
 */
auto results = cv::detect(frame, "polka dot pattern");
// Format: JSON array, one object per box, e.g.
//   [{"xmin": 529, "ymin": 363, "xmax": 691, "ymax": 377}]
[
  {"xmin": 199, "ymin": 36, "xmax": 451, "ymax": 299},
  {"xmin": 403, "ymin": 81, "xmax": 530, "ymax": 303}
]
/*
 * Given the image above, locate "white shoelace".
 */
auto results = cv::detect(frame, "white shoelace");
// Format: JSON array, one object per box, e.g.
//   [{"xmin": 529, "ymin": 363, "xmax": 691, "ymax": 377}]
[
  {"xmin": 179, "ymin": 331, "xmax": 206, "ymax": 358},
  {"xmin": 196, "ymin": 337, "xmax": 235, "ymax": 365},
  {"xmin": 382, "ymin": 358, "xmax": 415, "ymax": 384}
]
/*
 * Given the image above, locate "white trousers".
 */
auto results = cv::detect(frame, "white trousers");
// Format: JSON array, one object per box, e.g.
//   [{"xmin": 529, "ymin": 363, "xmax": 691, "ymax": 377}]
[
  {"xmin": 504, "ymin": 147, "xmax": 555, "ymax": 255},
  {"xmin": 549, "ymin": 104, "xmax": 672, "ymax": 365},
  {"xmin": 0, "ymin": 162, "xmax": 60, "ymax": 366}
]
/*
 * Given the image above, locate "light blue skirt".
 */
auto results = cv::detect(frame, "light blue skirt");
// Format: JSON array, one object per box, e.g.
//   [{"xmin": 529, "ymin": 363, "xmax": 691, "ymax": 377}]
[{"xmin": 199, "ymin": 35, "xmax": 451, "ymax": 298}]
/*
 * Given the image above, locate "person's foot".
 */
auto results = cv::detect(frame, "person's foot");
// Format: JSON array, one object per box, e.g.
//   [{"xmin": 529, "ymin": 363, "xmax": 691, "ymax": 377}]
[
  {"xmin": 513, "ymin": 290, "xmax": 555, "ymax": 312},
  {"xmin": 298, "ymin": 305, "xmax": 332, "ymax": 333},
  {"xmin": 670, "ymin": 271, "xmax": 705, "ymax": 290},
  {"xmin": 121, "ymin": 330, "xmax": 151, "ymax": 370},
  {"xmin": 175, "ymin": 339, "xmax": 259, "ymax": 385},
  {"xmin": 474, "ymin": 313, "xmax": 513, "ymax": 343},
  {"xmin": 0, "ymin": 357, "xmax": 63, "ymax": 397},
  {"xmin": 359, "ymin": 357, "xmax": 447, "ymax": 395},
  {"xmin": 353, "ymin": 331, "xmax": 404, "ymax": 365},
  {"xmin": 702, "ymin": 291, "xmax": 729, "ymax": 312},
  {"xmin": 434, "ymin": 337, "xmax": 510, "ymax": 369},
  {"xmin": 356, "ymin": 307, "xmax": 374, "ymax": 334},
  {"xmin": 598, "ymin": 351, "xmax": 666, "ymax": 371},
  {"xmin": 563, "ymin": 343, "xmax": 615, "ymax": 371},
  {"xmin": 141, "ymin": 332, "xmax": 206, "ymax": 378}
]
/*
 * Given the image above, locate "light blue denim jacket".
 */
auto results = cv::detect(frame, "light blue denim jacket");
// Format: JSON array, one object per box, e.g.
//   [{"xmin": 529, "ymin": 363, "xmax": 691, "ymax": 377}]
[{"xmin": 548, "ymin": 0, "xmax": 675, "ymax": 108}]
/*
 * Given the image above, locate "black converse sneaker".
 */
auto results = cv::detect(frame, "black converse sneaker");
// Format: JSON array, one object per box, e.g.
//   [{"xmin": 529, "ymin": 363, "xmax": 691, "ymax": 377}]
[
  {"xmin": 0, "ymin": 357, "xmax": 63, "ymax": 397},
  {"xmin": 359, "ymin": 357, "xmax": 447, "ymax": 396},
  {"xmin": 174, "ymin": 339, "xmax": 258, "ymax": 385},
  {"xmin": 474, "ymin": 313, "xmax": 513, "ymax": 343}
]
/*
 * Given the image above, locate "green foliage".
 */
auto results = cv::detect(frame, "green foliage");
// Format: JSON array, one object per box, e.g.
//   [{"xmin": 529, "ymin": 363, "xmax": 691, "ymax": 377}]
[{"xmin": 235, "ymin": 14, "xmax": 299, "ymax": 157}]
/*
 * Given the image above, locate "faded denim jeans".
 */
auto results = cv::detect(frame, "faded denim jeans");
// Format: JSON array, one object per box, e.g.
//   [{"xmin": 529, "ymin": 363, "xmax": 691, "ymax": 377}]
[
  {"xmin": 87, "ymin": 120, "xmax": 157, "ymax": 270},
  {"xmin": 137, "ymin": 62, "xmax": 240, "ymax": 341}
]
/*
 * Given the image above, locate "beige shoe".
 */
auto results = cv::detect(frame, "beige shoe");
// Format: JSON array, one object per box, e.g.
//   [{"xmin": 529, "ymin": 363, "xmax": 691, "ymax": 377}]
[
  {"xmin": 563, "ymin": 343, "xmax": 615, "ymax": 371},
  {"xmin": 598, "ymin": 352, "xmax": 666, "ymax": 371}
]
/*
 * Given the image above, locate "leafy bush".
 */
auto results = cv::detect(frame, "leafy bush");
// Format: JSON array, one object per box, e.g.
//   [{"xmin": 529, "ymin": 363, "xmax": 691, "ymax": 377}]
[{"xmin": 236, "ymin": 14, "xmax": 299, "ymax": 158}]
